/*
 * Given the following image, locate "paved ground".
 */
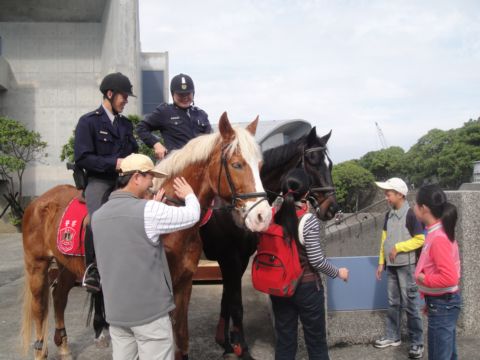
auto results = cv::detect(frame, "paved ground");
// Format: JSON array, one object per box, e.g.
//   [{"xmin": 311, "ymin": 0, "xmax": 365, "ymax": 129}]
[{"xmin": 1, "ymin": 233, "xmax": 479, "ymax": 360}]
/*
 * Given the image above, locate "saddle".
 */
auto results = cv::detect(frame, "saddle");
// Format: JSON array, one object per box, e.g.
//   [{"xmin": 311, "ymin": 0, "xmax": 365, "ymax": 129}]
[{"xmin": 56, "ymin": 197, "xmax": 88, "ymax": 256}]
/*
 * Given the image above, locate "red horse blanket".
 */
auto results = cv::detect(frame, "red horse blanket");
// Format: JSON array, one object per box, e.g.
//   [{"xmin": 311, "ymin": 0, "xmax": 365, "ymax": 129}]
[{"xmin": 57, "ymin": 198, "xmax": 88, "ymax": 256}]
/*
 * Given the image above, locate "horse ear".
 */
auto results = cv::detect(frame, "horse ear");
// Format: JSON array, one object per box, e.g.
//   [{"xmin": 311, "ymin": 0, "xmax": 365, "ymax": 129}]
[
  {"xmin": 246, "ymin": 115, "xmax": 259, "ymax": 135},
  {"xmin": 219, "ymin": 111, "xmax": 235, "ymax": 141},
  {"xmin": 306, "ymin": 127, "xmax": 317, "ymax": 144},
  {"xmin": 320, "ymin": 130, "xmax": 332, "ymax": 145}
]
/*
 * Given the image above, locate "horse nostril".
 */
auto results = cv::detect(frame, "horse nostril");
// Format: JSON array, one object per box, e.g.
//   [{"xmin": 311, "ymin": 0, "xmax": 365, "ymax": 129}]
[{"xmin": 258, "ymin": 213, "xmax": 263, "ymax": 223}]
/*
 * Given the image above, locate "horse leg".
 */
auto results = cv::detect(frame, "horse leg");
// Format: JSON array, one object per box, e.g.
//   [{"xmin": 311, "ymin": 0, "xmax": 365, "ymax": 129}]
[
  {"xmin": 173, "ymin": 279, "xmax": 193, "ymax": 360},
  {"xmin": 215, "ymin": 264, "xmax": 229, "ymax": 348},
  {"xmin": 51, "ymin": 266, "xmax": 76, "ymax": 359},
  {"xmin": 24, "ymin": 258, "xmax": 50, "ymax": 359},
  {"xmin": 230, "ymin": 256, "xmax": 256, "ymax": 360}
]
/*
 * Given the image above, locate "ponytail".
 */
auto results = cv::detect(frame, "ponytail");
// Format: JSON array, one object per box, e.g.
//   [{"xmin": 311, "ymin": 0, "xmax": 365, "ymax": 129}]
[
  {"xmin": 275, "ymin": 168, "xmax": 311, "ymax": 245},
  {"xmin": 441, "ymin": 202, "xmax": 457, "ymax": 242},
  {"xmin": 275, "ymin": 192, "xmax": 298, "ymax": 244},
  {"xmin": 416, "ymin": 184, "xmax": 458, "ymax": 242}
]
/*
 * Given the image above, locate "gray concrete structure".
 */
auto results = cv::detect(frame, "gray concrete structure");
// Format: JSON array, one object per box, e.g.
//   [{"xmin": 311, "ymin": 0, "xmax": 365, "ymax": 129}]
[{"xmin": 0, "ymin": 0, "xmax": 167, "ymax": 197}]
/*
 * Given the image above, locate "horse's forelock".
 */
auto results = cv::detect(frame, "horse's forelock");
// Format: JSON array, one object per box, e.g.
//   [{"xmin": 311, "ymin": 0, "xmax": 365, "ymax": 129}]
[{"xmin": 229, "ymin": 126, "xmax": 262, "ymax": 163}]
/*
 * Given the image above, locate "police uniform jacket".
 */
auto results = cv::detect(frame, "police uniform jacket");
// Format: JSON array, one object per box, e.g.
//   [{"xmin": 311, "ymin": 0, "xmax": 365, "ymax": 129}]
[
  {"xmin": 74, "ymin": 106, "xmax": 138, "ymax": 180},
  {"xmin": 136, "ymin": 103, "xmax": 211, "ymax": 151}
]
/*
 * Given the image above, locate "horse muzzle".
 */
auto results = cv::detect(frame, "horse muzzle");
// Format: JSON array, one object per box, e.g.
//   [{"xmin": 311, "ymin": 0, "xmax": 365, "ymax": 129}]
[{"xmin": 242, "ymin": 199, "xmax": 272, "ymax": 232}]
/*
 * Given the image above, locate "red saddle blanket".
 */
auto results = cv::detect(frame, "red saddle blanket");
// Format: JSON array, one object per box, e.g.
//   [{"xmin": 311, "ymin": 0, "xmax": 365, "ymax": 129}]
[{"xmin": 57, "ymin": 198, "xmax": 88, "ymax": 256}]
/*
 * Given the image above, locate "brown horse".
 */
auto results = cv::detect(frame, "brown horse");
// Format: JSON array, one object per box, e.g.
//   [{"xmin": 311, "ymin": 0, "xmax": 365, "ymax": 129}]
[{"xmin": 21, "ymin": 112, "xmax": 272, "ymax": 360}]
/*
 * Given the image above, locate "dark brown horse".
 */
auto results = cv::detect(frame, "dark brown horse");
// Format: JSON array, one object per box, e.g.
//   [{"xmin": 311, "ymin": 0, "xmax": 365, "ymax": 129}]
[
  {"xmin": 21, "ymin": 112, "xmax": 271, "ymax": 360},
  {"xmin": 201, "ymin": 127, "xmax": 339, "ymax": 359}
]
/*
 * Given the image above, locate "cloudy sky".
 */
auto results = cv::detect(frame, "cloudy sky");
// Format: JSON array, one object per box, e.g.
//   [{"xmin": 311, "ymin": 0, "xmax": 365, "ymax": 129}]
[{"xmin": 139, "ymin": 0, "xmax": 480, "ymax": 163}]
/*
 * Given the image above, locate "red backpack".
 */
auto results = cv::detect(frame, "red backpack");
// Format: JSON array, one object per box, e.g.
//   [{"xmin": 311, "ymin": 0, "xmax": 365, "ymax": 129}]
[{"xmin": 252, "ymin": 208, "xmax": 306, "ymax": 297}]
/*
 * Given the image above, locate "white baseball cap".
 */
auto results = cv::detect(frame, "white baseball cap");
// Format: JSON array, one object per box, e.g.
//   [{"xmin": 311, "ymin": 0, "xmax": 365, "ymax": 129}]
[
  {"xmin": 120, "ymin": 154, "xmax": 168, "ymax": 178},
  {"xmin": 375, "ymin": 177, "xmax": 408, "ymax": 196}
]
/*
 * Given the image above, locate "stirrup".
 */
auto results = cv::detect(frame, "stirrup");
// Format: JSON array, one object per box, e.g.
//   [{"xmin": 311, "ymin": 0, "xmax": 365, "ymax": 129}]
[{"xmin": 82, "ymin": 263, "xmax": 101, "ymax": 293}]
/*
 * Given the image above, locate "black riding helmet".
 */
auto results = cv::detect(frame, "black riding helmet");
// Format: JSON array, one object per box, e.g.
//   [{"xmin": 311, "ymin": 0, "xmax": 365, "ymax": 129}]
[
  {"xmin": 100, "ymin": 72, "xmax": 136, "ymax": 97},
  {"xmin": 170, "ymin": 73, "xmax": 195, "ymax": 96}
]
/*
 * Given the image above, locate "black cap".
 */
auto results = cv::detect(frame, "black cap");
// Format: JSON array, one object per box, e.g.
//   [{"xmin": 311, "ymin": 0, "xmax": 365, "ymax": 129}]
[
  {"xmin": 100, "ymin": 72, "xmax": 136, "ymax": 97},
  {"xmin": 170, "ymin": 73, "xmax": 195, "ymax": 95}
]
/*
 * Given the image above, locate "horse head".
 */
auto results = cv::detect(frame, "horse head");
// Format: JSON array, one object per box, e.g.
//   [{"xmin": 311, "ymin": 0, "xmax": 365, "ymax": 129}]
[
  {"xmin": 302, "ymin": 127, "xmax": 341, "ymax": 221},
  {"xmin": 212, "ymin": 112, "xmax": 272, "ymax": 232}
]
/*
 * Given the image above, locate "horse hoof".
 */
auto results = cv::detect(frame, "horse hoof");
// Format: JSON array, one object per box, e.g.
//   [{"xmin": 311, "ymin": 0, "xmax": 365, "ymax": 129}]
[
  {"xmin": 223, "ymin": 353, "xmax": 239, "ymax": 360},
  {"xmin": 94, "ymin": 332, "xmax": 110, "ymax": 348}
]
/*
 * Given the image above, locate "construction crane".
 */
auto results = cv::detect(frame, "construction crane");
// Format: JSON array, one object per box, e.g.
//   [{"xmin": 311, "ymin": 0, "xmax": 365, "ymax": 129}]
[{"xmin": 375, "ymin": 122, "xmax": 388, "ymax": 149}]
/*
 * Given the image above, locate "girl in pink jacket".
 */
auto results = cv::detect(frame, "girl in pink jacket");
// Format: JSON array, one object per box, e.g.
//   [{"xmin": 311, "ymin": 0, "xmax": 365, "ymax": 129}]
[{"xmin": 414, "ymin": 184, "xmax": 461, "ymax": 360}]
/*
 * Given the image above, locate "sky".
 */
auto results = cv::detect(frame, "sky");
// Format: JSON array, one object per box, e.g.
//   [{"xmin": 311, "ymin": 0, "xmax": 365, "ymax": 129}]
[{"xmin": 139, "ymin": 0, "xmax": 480, "ymax": 163}]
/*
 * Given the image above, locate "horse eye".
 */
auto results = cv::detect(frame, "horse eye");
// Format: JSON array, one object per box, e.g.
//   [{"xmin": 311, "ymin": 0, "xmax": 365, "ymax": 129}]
[{"xmin": 231, "ymin": 162, "xmax": 243, "ymax": 169}]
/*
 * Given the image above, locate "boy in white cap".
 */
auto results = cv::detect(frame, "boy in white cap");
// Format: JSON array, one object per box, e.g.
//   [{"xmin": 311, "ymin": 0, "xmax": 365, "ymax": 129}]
[{"xmin": 374, "ymin": 178, "xmax": 425, "ymax": 359}]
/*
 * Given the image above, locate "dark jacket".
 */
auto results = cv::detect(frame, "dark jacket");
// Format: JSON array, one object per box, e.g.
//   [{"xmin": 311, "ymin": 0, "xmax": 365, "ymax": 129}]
[
  {"xmin": 74, "ymin": 106, "xmax": 138, "ymax": 180},
  {"xmin": 136, "ymin": 103, "xmax": 211, "ymax": 151}
]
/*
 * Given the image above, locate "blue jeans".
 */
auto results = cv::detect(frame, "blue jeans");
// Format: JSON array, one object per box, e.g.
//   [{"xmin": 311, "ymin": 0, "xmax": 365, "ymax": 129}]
[
  {"xmin": 425, "ymin": 292, "xmax": 461, "ymax": 360},
  {"xmin": 386, "ymin": 264, "xmax": 423, "ymax": 345},
  {"xmin": 270, "ymin": 281, "xmax": 329, "ymax": 360}
]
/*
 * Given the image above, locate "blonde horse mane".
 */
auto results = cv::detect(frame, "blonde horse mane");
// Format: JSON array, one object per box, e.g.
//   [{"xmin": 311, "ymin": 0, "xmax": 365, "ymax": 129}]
[{"xmin": 153, "ymin": 126, "xmax": 262, "ymax": 190}]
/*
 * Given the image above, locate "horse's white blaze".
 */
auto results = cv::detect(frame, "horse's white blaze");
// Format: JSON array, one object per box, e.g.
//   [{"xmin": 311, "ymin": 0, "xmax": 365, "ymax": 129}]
[{"xmin": 243, "ymin": 158, "xmax": 272, "ymax": 232}]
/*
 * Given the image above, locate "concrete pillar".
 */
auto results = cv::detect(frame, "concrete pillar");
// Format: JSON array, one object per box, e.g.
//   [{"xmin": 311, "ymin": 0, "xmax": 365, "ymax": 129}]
[{"xmin": 446, "ymin": 190, "xmax": 480, "ymax": 336}]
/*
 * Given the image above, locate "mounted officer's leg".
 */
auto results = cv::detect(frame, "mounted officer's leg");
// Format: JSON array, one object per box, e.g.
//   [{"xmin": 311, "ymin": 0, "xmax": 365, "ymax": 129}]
[{"xmin": 82, "ymin": 177, "xmax": 115, "ymax": 293}]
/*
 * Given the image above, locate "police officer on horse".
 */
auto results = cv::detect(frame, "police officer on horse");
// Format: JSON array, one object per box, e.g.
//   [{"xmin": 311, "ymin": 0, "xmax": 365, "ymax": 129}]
[
  {"xmin": 74, "ymin": 72, "xmax": 138, "ymax": 292},
  {"xmin": 136, "ymin": 73, "xmax": 212, "ymax": 159}
]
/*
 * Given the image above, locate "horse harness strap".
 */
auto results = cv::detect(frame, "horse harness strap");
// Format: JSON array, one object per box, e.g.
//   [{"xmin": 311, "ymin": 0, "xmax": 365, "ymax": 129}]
[
  {"xmin": 299, "ymin": 145, "xmax": 335, "ymax": 195},
  {"xmin": 218, "ymin": 143, "xmax": 267, "ymax": 206}
]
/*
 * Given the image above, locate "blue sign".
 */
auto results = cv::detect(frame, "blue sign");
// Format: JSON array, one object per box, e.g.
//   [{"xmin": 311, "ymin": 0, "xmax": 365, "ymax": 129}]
[{"xmin": 326, "ymin": 256, "xmax": 388, "ymax": 311}]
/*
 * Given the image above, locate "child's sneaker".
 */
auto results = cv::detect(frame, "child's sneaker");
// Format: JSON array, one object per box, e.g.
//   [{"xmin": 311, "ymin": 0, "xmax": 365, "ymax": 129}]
[
  {"xmin": 409, "ymin": 345, "xmax": 424, "ymax": 358},
  {"xmin": 373, "ymin": 337, "xmax": 402, "ymax": 348}
]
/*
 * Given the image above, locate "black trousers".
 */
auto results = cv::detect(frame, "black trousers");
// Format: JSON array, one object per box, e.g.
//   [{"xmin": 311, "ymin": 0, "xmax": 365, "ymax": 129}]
[
  {"xmin": 270, "ymin": 281, "xmax": 329, "ymax": 360},
  {"xmin": 84, "ymin": 177, "xmax": 115, "ymax": 266}
]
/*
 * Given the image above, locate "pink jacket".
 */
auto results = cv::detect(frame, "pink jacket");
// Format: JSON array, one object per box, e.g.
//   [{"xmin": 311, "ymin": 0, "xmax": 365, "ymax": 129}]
[{"xmin": 415, "ymin": 222, "xmax": 461, "ymax": 296}]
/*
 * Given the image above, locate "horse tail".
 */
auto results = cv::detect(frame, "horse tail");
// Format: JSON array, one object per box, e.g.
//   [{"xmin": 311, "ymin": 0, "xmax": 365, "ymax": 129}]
[
  {"xmin": 87, "ymin": 291, "xmax": 107, "ymax": 338},
  {"xmin": 20, "ymin": 269, "xmax": 50, "ymax": 356}
]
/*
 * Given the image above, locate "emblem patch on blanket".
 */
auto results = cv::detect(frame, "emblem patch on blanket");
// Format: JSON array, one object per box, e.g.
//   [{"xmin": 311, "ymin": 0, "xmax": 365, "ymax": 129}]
[{"xmin": 57, "ymin": 198, "xmax": 88, "ymax": 256}]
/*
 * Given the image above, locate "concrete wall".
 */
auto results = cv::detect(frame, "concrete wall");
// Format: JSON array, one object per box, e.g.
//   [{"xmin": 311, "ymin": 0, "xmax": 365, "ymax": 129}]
[
  {"xmin": 324, "ymin": 190, "xmax": 480, "ymax": 344},
  {"xmin": 0, "ymin": 21, "xmax": 103, "ymax": 195},
  {"xmin": 100, "ymin": 0, "xmax": 141, "ymax": 115},
  {"xmin": 0, "ymin": 0, "xmax": 142, "ymax": 196}
]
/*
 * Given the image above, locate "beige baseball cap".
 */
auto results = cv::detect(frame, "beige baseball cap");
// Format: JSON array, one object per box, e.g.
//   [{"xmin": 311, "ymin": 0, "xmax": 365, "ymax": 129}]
[
  {"xmin": 375, "ymin": 177, "xmax": 408, "ymax": 196},
  {"xmin": 119, "ymin": 154, "xmax": 168, "ymax": 178}
]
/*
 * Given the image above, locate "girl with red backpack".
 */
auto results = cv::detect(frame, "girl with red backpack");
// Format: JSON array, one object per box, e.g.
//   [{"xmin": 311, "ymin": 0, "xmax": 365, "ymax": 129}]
[{"xmin": 266, "ymin": 168, "xmax": 349, "ymax": 360}]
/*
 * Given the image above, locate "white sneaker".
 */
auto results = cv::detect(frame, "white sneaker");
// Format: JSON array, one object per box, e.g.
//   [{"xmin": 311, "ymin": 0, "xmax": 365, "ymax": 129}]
[{"xmin": 374, "ymin": 337, "xmax": 402, "ymax": 348}]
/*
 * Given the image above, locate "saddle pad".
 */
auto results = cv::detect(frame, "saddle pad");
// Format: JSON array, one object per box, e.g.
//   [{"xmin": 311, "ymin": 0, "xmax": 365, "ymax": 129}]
[{"xmin": 57, "ymin": 198, "xmax": 88, "ymax": 256}]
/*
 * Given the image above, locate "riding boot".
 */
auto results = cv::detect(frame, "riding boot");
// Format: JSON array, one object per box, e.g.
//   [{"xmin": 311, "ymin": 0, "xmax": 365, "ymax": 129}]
[{"xmin": 82, "ymin": 224, "xmax": 101, "ymax": 293}]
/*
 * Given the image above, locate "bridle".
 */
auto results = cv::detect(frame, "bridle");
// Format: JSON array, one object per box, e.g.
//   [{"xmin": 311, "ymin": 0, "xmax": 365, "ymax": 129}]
[
  {"xmin": 297, "ymin": 145, "xmax": 337, "ymax": 216},
  {"xmin": 217, "ymin": 144, "xmax": 268, "ymax": 218},
  {"xmin": 164, "ymin": 142, "xmax": 268, "ymax": 218}
]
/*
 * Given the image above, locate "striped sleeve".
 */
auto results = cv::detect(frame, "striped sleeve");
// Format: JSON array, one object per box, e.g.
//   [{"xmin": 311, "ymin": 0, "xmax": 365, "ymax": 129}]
[
  {"xmin": 144, "ymin": 193, "xmax": 201, "ymax": 243},
  {"xmin": 303, "ymin": 215, "xmax": 339, "ymax": 278}
]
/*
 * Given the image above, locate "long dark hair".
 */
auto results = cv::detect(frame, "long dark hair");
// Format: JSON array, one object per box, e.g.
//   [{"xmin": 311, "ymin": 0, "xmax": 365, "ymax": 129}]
[
  {"xmin": 416, "ymin": 184, "xmax": 457, "ymax": 242},
  {"xmin": 275, "ymin": 168, "xmax": 311, "ymax": 244}
]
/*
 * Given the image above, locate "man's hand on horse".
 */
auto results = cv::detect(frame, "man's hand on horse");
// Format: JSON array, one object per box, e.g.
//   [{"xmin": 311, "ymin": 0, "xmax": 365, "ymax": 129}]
[
  {"xmin": 173, "ymin": 177, "xmax": 194, "ymax": 200},
  {"xmin": 154, "ymin": 188, "xmax": 166, "ymax": 203}
]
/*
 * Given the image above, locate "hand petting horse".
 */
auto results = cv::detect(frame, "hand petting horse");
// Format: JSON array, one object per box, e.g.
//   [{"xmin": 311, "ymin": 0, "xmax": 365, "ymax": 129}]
[{"xmin": 20, "ymin": 112, "xmax": 271, "ymax": 360}]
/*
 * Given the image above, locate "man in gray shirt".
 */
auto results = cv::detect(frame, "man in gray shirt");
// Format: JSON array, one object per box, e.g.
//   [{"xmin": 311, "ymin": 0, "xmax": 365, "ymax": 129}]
[{"xmin": 92, "ymin": 153, "xmax": 200, "ymax": 360}]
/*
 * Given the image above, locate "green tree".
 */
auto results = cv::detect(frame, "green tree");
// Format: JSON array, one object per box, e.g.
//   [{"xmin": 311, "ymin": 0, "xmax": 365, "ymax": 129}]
[
  {"xmin": 0, "ymin": 117, "xmax": 47, "ymax": 223},
  {"xmin": 358, "ymin": 146, "xmax": 405, "ymax": 181},
  {"xmin": 402, "ymin": 119, "xmax": 480, "ymax": 189},
  {"xmin": 332, "ymin": 160, "xmax": 376, "ymax": 212},
  {"xmin": 60, "ymin": 114, "xmax": 156, "ymax": 162}
]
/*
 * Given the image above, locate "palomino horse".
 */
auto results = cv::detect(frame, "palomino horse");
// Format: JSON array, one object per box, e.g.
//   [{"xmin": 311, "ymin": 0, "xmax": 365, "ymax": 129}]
[
  {"xmin": 201, "ymin": 127, "xmax": 340, "ymax": 359},
  {"xmin": 21, "ymin": 112, "xmax": 271, "ymax": 360}
]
